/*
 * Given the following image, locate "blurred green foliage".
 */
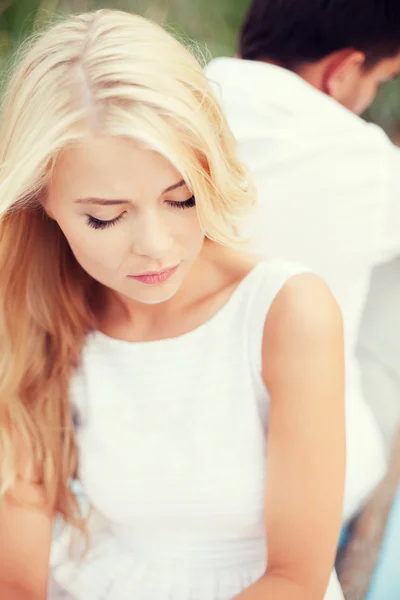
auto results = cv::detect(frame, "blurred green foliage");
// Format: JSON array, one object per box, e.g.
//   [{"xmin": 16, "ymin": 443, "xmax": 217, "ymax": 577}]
[
  {"xmin": 1, "ymin": 0, "xmax": 400, "ymax": 136},
  {"xmin": 0, "ymin": 0, "xmax": 248, "ymax": 62},
  {"xmin": 0, "ymin": 0, "xmax": 59, "ymax": 60}
]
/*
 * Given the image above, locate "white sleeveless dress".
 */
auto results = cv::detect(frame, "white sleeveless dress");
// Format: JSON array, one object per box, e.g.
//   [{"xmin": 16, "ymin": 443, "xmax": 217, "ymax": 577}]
[{"xmin": 49, "ymin": 260, "xmax": 344, "ymax": 600}]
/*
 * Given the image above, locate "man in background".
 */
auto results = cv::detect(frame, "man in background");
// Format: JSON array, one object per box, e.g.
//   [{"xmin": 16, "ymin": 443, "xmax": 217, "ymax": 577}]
[
  {"xmin": 357, "ymin": 258, "xmax": 400, "ymax": 457},
  {"xmin": 206, "ymin": 0, "xmax": 400, "ymax": 522}
]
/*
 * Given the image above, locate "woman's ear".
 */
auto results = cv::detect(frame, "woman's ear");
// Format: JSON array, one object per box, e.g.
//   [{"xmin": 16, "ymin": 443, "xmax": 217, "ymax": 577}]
[
  {"xmin": 40, "ymin": 195, "xmax": 55, "ymax": 220},
  {"xmin": 44, "ymin": 207, "xmax": 55, "ymax": 219}
]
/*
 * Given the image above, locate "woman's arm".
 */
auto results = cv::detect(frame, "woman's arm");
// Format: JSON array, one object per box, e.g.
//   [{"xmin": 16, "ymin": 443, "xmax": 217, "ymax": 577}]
[
  {"xmin": 236, "ymin": 273, "xmax": 345, "ymax": 600},
  {"xmin": 0, "ymin": 438, "xmax": 53, "ymax": 599}
]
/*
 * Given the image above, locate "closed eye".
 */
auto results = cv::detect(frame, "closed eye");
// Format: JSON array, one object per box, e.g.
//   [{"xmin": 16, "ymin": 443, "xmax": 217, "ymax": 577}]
[
  {"xmin": 86, "ymin": 213, "xmax": 125, "ymax": 230},
  {"xmin": 167, "ymin": 195, "xmax": 196, "ymax": 209},
  {"xmin": 86, "ymin": 196, "xmax": 196, "ymax": 230}
]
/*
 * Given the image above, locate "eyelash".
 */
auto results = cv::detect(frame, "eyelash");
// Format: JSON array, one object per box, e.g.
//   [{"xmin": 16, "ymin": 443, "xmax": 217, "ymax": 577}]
[{"xmin": 86, "ymin": 195, "xmax": 196, "ymax": 230}]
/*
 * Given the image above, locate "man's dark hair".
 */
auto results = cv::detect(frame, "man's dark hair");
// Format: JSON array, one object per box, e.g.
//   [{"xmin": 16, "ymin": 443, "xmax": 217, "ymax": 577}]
[{"xmin": 239, "ymin": 0, "xmax": 400, "ymax": 70}]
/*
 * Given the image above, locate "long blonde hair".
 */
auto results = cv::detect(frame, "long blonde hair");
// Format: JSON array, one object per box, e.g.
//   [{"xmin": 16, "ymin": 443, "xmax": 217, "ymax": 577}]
[{"xmin": 0, "ymin": 9, "xmax": 255, "ymax": 531}]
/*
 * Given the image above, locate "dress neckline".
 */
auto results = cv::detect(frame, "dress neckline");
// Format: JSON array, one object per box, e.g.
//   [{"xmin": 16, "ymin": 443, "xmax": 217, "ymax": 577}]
[{"xmin": 90, "ymin": 261, "xmax": 266, "ymax": 350}]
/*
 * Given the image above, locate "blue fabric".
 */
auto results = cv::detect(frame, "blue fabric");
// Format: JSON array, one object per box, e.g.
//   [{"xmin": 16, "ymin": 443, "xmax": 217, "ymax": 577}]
[
  {"xmin": 367, "ymin": 485, "xmax": 400, "ymax": 600},
  {"xmin": 338, "ymin": 526, "xmax": 350, "ymax": 551}
]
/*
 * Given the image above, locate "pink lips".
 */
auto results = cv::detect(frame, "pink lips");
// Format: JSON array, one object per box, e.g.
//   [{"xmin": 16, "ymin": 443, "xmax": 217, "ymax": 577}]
[{"xmin": 129, "ymin": 264, "xmax": 179, "ymax": 285}]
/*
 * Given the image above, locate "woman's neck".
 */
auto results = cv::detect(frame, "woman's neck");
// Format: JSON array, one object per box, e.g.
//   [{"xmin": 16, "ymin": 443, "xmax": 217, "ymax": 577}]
[{"xmin": 96, "ymin": 243, "xmax": 255, "ymax": 342}]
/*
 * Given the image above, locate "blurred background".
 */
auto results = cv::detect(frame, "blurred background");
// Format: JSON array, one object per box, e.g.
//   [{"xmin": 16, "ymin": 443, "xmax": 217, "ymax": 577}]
[{"xmin": 1, "ymin": 0, "xmax": 400, "ymax": 139}]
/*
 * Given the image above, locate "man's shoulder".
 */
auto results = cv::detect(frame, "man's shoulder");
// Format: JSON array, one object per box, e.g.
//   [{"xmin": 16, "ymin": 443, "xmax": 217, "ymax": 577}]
[
  {"xmin": 327, "ymin": 108, "xmax": 392, "ymax": 149},
  {"xmin": 309, "ymin": 115, "xmax": 395, "ymax": 163},
  {"xmin": 206, "ymin": 57, "xmax": 398, "ymax": 174}
]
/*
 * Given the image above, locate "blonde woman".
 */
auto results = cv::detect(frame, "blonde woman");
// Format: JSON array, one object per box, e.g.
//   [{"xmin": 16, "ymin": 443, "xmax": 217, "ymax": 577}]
[{"xmin": 0, "ymin": 10, "xmax": 345, "ymax": 600}]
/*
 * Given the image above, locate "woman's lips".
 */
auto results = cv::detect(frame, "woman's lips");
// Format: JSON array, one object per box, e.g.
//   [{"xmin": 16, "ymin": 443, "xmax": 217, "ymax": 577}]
[{"xmin": 129, "ymin": 264, "xmax": 179, "ymax": 285}]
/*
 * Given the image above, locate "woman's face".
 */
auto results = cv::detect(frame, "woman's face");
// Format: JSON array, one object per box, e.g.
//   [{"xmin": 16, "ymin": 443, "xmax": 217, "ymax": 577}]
[{"xmin": 46, "ymin": 135, "xmax": 205, "ymax": 305}]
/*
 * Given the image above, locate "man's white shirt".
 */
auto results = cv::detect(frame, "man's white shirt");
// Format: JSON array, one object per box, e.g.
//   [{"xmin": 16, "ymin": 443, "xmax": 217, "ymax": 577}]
[{"xmin": 206, "ymin": 57, "xmax": 400, "ymax": 520}]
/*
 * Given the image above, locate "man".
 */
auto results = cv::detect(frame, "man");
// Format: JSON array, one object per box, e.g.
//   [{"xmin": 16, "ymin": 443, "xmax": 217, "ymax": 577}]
[
  {"xmin": 206, "ymin": 0, "xmax": 400, "ymax": 522},
  {"xmin": 357, "ymin": 258, "xmax": 400, "ymax": 457}
]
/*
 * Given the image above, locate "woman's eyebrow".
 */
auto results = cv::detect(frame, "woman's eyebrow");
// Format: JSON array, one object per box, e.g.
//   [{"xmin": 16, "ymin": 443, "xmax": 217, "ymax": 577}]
[
  {"xmin": 74, "ymin": 180, "xmax": 186, "ymax": 206},
  {"xmin": 162, "ymin": 179, "xmax": 186, "ymax": 193},
  {"xmin": 74, "ymin": 198, "xmax": 130, "ymax": 206}
]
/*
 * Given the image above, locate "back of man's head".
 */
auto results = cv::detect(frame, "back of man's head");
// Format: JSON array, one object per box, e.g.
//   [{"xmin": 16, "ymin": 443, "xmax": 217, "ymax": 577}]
[
  {"xmin": 240, "ymin": 0, "xmax": 400, "ymax": 69},
  {"xmin": 239, "ymin": 0, "xmax": 400, "ymax": 114}
]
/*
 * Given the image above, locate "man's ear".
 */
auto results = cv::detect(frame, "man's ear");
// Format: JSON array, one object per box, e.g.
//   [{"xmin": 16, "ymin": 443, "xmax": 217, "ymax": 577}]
[{"xmin": 324, "ymin": 49, "xmax": 366, "ymax": 100}]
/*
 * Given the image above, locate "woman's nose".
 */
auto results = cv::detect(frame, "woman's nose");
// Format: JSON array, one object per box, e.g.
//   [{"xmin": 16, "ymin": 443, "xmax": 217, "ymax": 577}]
[{"xmin": 131, "ymin": 212, "xmax": 173, "ymax": 259}]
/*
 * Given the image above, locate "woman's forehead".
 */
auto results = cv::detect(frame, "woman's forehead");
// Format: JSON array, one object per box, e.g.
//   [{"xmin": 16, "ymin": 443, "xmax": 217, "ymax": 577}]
[{"xmin": 49, "ymin": 136, "xmax": 185, "ymax": 201}]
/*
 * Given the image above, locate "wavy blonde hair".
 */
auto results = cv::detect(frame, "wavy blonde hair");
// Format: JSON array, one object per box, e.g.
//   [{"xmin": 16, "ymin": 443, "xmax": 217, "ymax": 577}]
[{"xmin": 0, "ymin": 9, "xmax": 255, "ymax": 532}]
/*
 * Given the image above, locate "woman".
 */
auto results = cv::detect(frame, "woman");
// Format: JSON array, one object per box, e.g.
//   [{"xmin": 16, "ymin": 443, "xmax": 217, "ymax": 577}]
[{"xmin": 0, "ymin": 10, "xmax": 345, "ymax": 600}]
